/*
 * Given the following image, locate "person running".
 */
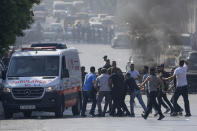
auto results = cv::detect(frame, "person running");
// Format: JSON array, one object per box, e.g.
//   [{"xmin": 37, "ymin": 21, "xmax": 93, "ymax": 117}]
[
  {"xmin": 142, "ymin": 66, "xmax": 158, "ymax": 115},
  {"xmin": 165, "ymin": 60, "xmax": 191, "ymax": 117},
  {"xmin": 155, "ymin": 66, "xmax": 171, "ymax": 115},
  {"xmin": 156, "ymin": 65, "xmax": 174, "ymax": 115},
  {"xmin": 124, "ymin": 73, "xmax": 140, "ymax": 117},
  {"xmin": 127, "ymin": 63, "xmax": 147, "ymax": 115},
  {"xmin": 141, "ymin": 67, "xmax": 165, "ymax": 120},
  {"xmin": 96, "ymin": 68, "xmax": 112, "ymax": 117},
  {"xmin": 168, "ymin": 67, "xmax": 183, "ymax": 115},
  {"xmin": 159, "ymin": 64, "xmax": 175, "ymax": 114},
  {"xmin": 81, "ymin": 66, "xmax": 97, "ymax": 117}
]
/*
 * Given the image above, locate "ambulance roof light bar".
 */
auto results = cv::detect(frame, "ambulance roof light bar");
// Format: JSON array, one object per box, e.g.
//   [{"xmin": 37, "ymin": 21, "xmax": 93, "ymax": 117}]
[{"xmin": 21, "ymin": 46, "xmax": 56, "ymax": 51}]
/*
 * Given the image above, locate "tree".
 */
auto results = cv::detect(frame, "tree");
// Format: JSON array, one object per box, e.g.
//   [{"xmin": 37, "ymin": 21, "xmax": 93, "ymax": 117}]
[{"xmin": 0, "ymin": 0, "xmax": 40, "ymax": 56}]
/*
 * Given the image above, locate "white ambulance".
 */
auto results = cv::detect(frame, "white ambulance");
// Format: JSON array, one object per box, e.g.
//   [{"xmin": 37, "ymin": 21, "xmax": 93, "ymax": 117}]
[{"xmin": 1, "ymin": 46, "xmax": 82, "ymax": 118}]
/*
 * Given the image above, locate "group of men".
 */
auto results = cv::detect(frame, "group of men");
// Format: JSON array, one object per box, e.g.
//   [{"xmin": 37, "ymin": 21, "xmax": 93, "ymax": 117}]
[{"xmin": 80, "ymin": 56, "xmax": 191, "ymax": 120}]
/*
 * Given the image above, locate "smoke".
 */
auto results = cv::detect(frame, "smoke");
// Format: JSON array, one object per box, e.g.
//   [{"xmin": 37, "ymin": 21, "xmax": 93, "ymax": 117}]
[{"xmin": 117, "ymin": 0, "xmax": 192, "ymax": 65}]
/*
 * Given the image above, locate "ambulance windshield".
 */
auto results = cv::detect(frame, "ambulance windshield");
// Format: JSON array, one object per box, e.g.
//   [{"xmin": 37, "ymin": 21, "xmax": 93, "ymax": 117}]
[{"xmin": 8, "ymin": 56, "xmax": 59, "ymax": 77}]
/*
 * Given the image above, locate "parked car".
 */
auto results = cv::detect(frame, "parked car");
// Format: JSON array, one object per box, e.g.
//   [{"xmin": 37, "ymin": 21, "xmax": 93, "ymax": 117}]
[{"xmin": 111, "ymin": 33, "xmax": 131, "ymax": 48}]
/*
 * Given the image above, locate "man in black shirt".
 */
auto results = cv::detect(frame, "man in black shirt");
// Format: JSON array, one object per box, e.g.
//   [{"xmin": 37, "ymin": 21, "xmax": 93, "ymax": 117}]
[
  {"xmin": 109, "ymin": 68, "xmax": 125, "ymax": 116},
  {"xmin": 159, "ymin": 64, "xmax": 175, "ymax": 114}
]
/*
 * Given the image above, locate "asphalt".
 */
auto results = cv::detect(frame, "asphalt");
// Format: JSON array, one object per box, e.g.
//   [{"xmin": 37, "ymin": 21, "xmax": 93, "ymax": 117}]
[{"xmin": 0, "ymin": 94, "xmax": 197, "ymax": 131}]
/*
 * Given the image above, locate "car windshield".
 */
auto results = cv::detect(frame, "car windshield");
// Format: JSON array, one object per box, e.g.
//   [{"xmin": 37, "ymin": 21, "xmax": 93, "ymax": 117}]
[{"xmin": 8, "ymin": 56, "xmax": 59, "ymax": 77}]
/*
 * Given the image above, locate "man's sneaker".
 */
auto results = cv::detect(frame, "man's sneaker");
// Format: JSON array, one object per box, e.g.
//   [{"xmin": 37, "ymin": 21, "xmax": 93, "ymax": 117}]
[
  {"xmin": 89, "ymin": 112, "xmax": 95, "ymax": 117},
  {"xmin": 158, "ymin": 115, "xmax": 165, "ymax": 120},
  {"xmin": 164, "ymin": 108, "xmax": 170, "ymax": 114},
  {"xmin": 130, "ymin": 113, "xmax": 135, "ymax": 117},
  {"xmin": 154, "ymin": 112, "xmax": 159, "ymax": 117},
  {"xmin": 185, "ymin": 113, "xmax": 191, "ymax": 117},
  {"xmin": 81, "ymin": 114, "xmax": 87, "ymax": 117},
  {"xmin": 125, "ymin": 112, "xmax": 131, "ymax": 116},
  {"xmin": 141, "ymin": 114, "xmax": 147, "ymax": 120},
  {"xmin": 95, "ymin": 114, "xmax": 103, "ymax": 117},
  {"xmin": 178, "ymin": 112, "xmax": 183, "ymax": 116},
  {"xmin": 171, "ymin": 112, "xmax": 178, "ymax": 116}
]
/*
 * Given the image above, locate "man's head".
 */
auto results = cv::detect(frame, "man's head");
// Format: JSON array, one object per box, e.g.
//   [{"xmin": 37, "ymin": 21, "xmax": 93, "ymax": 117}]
[
  {"xmin": 90, "ymin": 66, "xmax": 95, "ymax": 73},
  {"xmin": 101, "ymin": 68, "xmax": 107, "ymax": 74},
  {"xmin": 98, "ymin": 67, "xmax": 102, "ymax": 75},
  {"xmin": 103, "ymin": 55, "xmax": 107, "ymax": 62},
  {"xmin": 160, "ymin": 64, "xmax": 164, "ymax": 71},
  {"xmin": 106, "ymin": 59, "xmax": 110, "ymax": 64},
  {"xmin": 143, "ymin": 66, "xmax": 149, "ymax": 74},
  {"xmin": 112, "ymin": 61, "xmax": 116, "ymax": 68},
  {"xmin": 125, "ymin": 73, "xmax": 131, "ymax": 79},
  {"xmin": 81, "ymin": 66, "xmax": 85, "ymax": 72},
  {"xmin": 150, "ymin": 67, "xmax": 156, "ymax": 75},
  {"xmin": 130, "ymin": 63, "xmax": 134, "ymax": 71},
  {"xmin": 156, "ymin": 65, "xmax": 161, "ymax": 73},
  {"xmin": 179, "ymin": 60, "xmax": 185, "ymax": 67},
  {"xmin": 171, "ymin": 67, "xmax": 176, "ymax": 74}
]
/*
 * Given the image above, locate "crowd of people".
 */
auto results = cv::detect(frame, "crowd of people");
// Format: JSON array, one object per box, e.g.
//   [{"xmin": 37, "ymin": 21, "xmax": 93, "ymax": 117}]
[{"xmin": 80, "ymin": 56, "xmax": 191, "ymax": 120}]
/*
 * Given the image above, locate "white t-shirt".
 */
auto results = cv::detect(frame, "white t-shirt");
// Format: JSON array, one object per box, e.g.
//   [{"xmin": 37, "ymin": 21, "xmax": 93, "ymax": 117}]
[
  {"xmin": 174, "ymin": 65, "xmax": 188, "ymax": 87},
  {"xmin": 127, "ymin": 70, "xmax": 140, "ymax": 84}
]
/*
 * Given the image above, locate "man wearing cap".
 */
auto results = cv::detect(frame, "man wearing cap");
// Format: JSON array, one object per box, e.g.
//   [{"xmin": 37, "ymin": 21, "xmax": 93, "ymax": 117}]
[
  {"xmin": 103, "ymin": 55, "xmax": 108, "ymax": 62},
  {"xmin": 103, "ymin": 59, "xmax": 111, "ymax": 70}
]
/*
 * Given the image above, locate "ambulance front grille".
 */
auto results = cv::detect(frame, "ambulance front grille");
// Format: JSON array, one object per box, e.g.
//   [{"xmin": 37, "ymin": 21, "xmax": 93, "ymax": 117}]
[{"xmin": 12, "ymin": 87, "xmax": 44, "ymax": 99}]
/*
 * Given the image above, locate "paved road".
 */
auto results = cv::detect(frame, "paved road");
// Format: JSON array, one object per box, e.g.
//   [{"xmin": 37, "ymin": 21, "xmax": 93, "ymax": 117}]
[
  {"xmin": 66, "ymin": 43, "xmax": 132, "ymax": 72},
  {"xmin": 0, "ymin": 95, "xmax": 197, "ymax": 131}
]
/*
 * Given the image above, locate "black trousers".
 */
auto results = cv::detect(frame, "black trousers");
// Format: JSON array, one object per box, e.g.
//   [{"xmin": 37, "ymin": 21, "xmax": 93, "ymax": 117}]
[
  {"xmin": 170, "ymin": 91, "xmax": 183, "ymax": 112},
  {"xmin": 145, "ymin": 91, "xmax": 163, "ymax": 117},
  {"xmin": 110, "ymin": 90, "xmax": 124, "ymax": 115},
  {"xmin": 120, "ymin": 94, "xmax": 130, "ymax": 114},
  {"xmin": 157, "ymin": 90, "xmax": 174, "ymax": 112},
  {"xmin": 173, "ymin": 86, "xmax": 190, "ymax": 114}
]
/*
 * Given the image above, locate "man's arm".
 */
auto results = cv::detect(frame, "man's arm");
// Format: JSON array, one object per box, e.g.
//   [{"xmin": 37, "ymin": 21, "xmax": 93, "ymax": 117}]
[
  {"xmin": 164, "ymin": 74, "xmax": 176, "ymax": 81},
  {"xmin": 140, "ymin": 76, "xmax": 151, "ymax": 87},
  {"xmin": 108, "ymin": 78, "xmax": 113, "ymax": 89}
]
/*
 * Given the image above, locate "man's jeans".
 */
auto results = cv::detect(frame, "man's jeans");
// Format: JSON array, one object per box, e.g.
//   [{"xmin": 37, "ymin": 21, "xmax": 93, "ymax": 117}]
[
  {"xmin": 81, "ymin": 91, "xmax": 97, "ymax": 115},
  {"xmin": 130, "ymin": 89, "xmax": 147, "ymax": 114},
  {"xmin": 173, "ymin": 86, "xmax": 191, "ymax": 114},
  {"xmin": 97, "ymin": 91, "xmax": 111, "ymax": 115}
]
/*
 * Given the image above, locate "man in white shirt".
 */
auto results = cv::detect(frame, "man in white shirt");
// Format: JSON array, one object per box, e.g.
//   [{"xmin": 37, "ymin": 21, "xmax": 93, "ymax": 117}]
[
  {"xmin": 127, "ymin": 63, "xmax": 147, "ymax": 116},
  {"xmin": 165, "ymin": 60, "xmax": 191, "ymax": 117}
]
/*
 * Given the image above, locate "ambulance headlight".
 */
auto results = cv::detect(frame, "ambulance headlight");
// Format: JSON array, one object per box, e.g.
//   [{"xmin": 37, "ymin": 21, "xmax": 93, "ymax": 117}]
[
  {"xmin": 46, "ymin": 86, "xmax": 56, "ymax": 92},
  {"xmin": 3, "ymin": 88, "xmax": 11, "ymax": 93}
]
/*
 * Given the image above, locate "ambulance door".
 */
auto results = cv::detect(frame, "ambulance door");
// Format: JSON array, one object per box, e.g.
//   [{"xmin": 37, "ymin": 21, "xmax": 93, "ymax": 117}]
[{"xmin": 61, "ymin": 56, "xmax": 70, "ymax": 91}]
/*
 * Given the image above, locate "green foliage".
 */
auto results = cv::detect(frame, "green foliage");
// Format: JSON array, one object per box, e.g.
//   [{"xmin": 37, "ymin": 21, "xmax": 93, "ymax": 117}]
[{"xmin": 0, "ymin": 0, "xmax": 40, "ymax": 56}]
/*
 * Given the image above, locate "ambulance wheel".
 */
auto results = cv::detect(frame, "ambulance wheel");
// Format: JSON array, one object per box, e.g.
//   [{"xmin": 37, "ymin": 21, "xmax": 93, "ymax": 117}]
[
  {"xmin": 4, "ymin": 110, "xmax": 13, "ymax": 119},
  {"xmin": 72, "ymin": 96, "xmax": 81, "ymax": 116},
  {"xmin": 55, "ymin": 98, "xmax": 64, "ymax": 118},
  {"xmin": 23, "ymin": 111, "xmax": 32, "ymax": 118}
]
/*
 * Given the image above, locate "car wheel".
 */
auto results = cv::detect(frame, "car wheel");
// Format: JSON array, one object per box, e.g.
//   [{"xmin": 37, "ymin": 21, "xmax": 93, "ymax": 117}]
[{"xmin": 55, "ymin": 98, "xmax": 64, "ymax": 118}]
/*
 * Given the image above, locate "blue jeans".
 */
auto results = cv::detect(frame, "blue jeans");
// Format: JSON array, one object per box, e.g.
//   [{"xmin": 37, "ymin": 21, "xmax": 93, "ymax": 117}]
[
  {"xmin": 81, "ymin": 91, "xmax": 97, "ymax": 115},
  {"xmin": 130, "ymin": 89, "xmax": 147, "ymax": 114}
]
